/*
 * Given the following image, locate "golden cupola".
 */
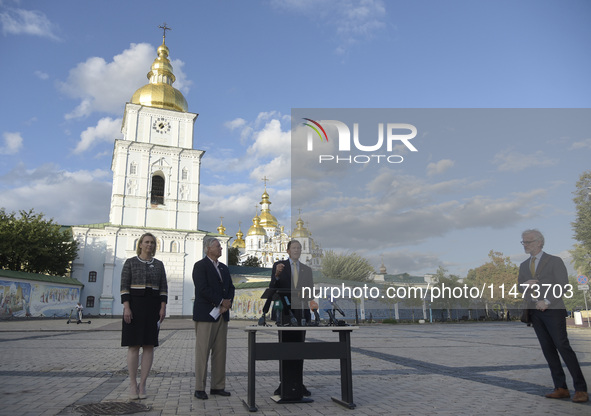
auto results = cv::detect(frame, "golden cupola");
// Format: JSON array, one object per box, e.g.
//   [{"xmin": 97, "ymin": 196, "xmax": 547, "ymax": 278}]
[
  {"xmin": 217, "ymin": 219, "xmax": 227, "ymax": 236},
  {"xmin": 130, "ymin": 35, "xmax": 188, "ymax": 112},
  {"xmin": 291, "ymin": 216, "xmax": 310, "ymax": 238},
  {"xmin": 232, "ymin": 225, "xmax": 246, "ymax": 248},
  {"xmin": 258, "ymin": 189, "xmax": 278, "ymax": 228},
  {"xmin": 247, "ymin": 214, "xmax": 266, "ymax": 236}
]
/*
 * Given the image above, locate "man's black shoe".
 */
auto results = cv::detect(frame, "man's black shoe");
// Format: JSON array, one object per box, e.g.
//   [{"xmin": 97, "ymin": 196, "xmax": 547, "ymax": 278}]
[
  {"xmin": 194, "ymin": 390, "xmax": 208, "ymax": 400},
  {"xmin": 210, "ymin": 389, "xmax": 231, "ymax": 396}
]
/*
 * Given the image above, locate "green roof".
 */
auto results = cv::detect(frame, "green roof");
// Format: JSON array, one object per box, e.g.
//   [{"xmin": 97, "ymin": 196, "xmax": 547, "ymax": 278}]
[
  {"xmin": 0, "ymin": 269, "xmax": 84, "ymax": 287},
  {"xmin": 383, "ymin": 273, "xmax": 426, "ymax": 284},
  {"xmin": 234, "ymin": 281, "xmax": 270, "ymax": 289},
  {"xmin": 228, "ymin": 265, "xmax": 272, "ymax": 277}
]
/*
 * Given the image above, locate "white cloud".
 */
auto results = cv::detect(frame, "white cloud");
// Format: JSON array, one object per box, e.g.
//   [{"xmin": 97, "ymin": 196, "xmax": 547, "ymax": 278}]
[
  {"xmin": 247, "ymin": 119, "xmax": 291, "ymax": 158},
  {"xmin": 225, "ymin": 118, "xmax": 246, "ymax": 131},
  {"xmin": 426, "ymin": 159, "xmax": 454, "ymax": 176},
  {"xmin": 0, "ymin": 163, "xmax": 112, "ymax": 225},
  {"xmin": 199, "ymin": 112, "xmax": 293, "ymax": 233},
  {"xmin": 34, "ymin": 70, "xmax": 49, "ymax": 80},
  {"xmin": 206, "ymin": 112, "xmax": 291, "ymax": 182},
  {"xmin": 59, "ymin": 43, "xmax": 192, "ymax": 119},
  {"xmin": 0, "ymin": 8, "xmax": 60, "ymax": 40},
  {"xmin": 270, "ymin": 0, "xmax": 387, "ymax": 53},
  {"xmin": 492, "ymin": 148, "xmax": 556, "ymax": 172},
  {"xmin": 73, "ymin": 117, "xmax": 123, "ymax": 154},
  {"xmin": 0, "ymin": 132, "xmax": 23, "ymax": 154},
  {"xmin": 249, "ymin": 154, "xmax": 291, "ymax": 184},
  {"xmin": 569, "ymin": 138, "xmax": 591, "ymax": 150}
]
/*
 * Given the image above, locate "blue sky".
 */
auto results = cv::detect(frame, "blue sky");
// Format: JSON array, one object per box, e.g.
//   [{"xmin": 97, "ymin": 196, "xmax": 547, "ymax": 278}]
[{"xmin": 1, "ymin": 0, "xmax": 590, "ymax": 278}]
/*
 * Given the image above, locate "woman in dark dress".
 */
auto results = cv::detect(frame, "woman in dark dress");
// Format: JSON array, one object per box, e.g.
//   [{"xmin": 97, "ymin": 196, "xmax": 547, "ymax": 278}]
[{"xmin": 121, "ymin": 232, "xmax": 167, "ymax": 400}]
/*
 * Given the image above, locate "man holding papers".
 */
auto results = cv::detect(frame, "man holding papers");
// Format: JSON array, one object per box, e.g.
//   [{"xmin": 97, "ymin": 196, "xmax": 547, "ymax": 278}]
[{"xmin": 192, "ymin": 237, "xmax": 235, "ymax": 400}]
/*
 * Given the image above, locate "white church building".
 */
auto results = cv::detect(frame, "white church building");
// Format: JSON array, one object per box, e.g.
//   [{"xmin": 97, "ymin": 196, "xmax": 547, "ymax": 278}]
[
  {"xmin": 70, "ymin": 34, "xmax": 228, "ymax": 317},
  {"xmin": 227, "ymin": 186, "xmax": 324, "ymax": 269}
]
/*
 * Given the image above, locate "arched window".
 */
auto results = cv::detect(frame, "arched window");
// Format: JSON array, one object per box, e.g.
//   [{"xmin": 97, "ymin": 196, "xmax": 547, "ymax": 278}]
[
  {"xmin": 88, "ymin": 271, "xmax": 97, "ymax": 282},
  {"xmin": 171, "ymin": 241, "xmax": 178, "ymax": 253},
  {"xmin": 86, "ymin": 296, "xmax": 95, "ymax": 308},
  {"xmin": 151, "ymin": 175, "xmax": 165, "ymax": 205}
]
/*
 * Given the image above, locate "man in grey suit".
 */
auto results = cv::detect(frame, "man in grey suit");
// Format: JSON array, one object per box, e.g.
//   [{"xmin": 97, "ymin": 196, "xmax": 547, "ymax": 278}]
[
  {"xmin": 518, "ymin": 229, "xmax": 588, "ymax": 403},
  {"xmin": 192, "ymin": 237, "xmax": 235, "ymax": 400}
]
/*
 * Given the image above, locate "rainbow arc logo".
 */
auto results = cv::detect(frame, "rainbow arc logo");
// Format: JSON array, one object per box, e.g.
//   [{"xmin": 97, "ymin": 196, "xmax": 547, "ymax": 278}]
[{"xmin": 302, "ymin": 118, "xmax": 329, "ymax": 143}]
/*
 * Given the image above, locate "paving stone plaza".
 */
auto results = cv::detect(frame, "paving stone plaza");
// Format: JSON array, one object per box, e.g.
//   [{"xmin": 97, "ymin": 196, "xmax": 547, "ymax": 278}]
[{"xmin": 0, "ymin": 318, "xmax": 589, "ymax": 415}]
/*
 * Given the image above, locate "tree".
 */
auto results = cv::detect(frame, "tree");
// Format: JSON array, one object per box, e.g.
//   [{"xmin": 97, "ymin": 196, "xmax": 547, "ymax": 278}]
[
  {"xmin": 430, "ymin": 266, "xmax": 466, "ymax": 321},
  {"xmin": 572, "ymin": 170, "xmax": 591, "ymax": 253},
  {"xmin": 242, "ymin": 255, "xmax": 261, "ymax": 267},
  {"xmin": 569, "ymin": 244, "xmax": 591, "ymax": 277},
  {"xmin": 403, "ymin": 289, "xmax": 425, "ymax": 322},
  {"xmin": 0, "ymin": 208, "xmax": 78, "ymax": 276},
  {"xmin": 227, "ymin": 246, "xmax": 240, "ymax": 266},
  {"xmin": 465, "ymin": 250, "xmax": 519, "ymax": 318},
  {"xmin": 321, "ymin": 250, "xmax": 374, "ymax": 282}
]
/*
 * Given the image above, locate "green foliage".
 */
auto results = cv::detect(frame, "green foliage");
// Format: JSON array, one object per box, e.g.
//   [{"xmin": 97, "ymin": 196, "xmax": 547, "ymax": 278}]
[
  {"xmin": 430, "ymin": 266, "xmax": 468, "ymax": 317},
  {"xmin": 321, "ymin": 250, "xmax": 374, "ymax": 282},
  {"xmin": 242, "ymin": 255, "xmax": 261, "ymax": 267},
  {"xmin": 227, "ymin": 246, "xmax": 240, "ymax": 266},
  {"xmin": 572, "ymin": 170, "xmax": 591, "ymax": 253},
  {"xmin": 465, "ymin": 250, "xmax": 520, "ymax": 310},
  {"xmin": 0, "ymin": 208, "xmax": 78, "ymax": 276},
  {"xmin": 569, "ymin": 244, "xmax": 591, "ymax": 277}
]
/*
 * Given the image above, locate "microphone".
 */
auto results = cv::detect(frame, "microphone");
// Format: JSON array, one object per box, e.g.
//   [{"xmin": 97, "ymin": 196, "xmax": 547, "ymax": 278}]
[
  {"xmin": 284, "ymin": 295, "xmax": 299, "ymax": 326},
  {"xmin": 309, "ymin": 300, "xmax": 320, "ymax": 326}
]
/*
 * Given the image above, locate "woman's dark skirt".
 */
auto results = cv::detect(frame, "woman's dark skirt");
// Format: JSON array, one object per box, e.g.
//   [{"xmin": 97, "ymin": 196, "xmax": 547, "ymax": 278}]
[{"xmin": 121, "ymin": 292, "xmax": 160, "ymax": 347}]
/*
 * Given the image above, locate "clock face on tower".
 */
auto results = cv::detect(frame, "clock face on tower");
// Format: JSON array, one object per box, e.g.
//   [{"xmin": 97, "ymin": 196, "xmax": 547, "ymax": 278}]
[{"xmin": 152, "ymin": 117, "xmax": 171, "ymax": 134}]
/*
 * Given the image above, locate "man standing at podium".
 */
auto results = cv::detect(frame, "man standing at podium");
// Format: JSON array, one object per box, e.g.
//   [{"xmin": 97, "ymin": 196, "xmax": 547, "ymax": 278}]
[{"xmin": 270, "ymin": 239, "xmax": 314, "ymax": 398}]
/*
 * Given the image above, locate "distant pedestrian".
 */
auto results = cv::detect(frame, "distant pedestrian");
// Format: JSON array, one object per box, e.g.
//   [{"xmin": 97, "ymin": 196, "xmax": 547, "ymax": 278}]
[{"xmin": 75, "ymin": 302, "xmax": 83, "ymax": 323}]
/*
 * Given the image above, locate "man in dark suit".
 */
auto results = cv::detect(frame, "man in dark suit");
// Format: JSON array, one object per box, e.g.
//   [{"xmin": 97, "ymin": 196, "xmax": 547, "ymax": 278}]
[
  {"xmin": 518, "ymin": 229, "xmax": 588, "ymax": 403},
  {"xmin": 192, "ymin": 237, "xmax": 235, "ymax": 400},
  {"xmin": 269, "ymin": 239, "xmax": 314, "ymax": 399}
]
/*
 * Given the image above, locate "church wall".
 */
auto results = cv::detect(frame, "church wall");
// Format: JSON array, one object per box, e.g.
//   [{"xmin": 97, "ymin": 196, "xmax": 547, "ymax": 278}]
[{"xmin": 72, "ymin": 226, "xmax": 214, "ymax": 317}]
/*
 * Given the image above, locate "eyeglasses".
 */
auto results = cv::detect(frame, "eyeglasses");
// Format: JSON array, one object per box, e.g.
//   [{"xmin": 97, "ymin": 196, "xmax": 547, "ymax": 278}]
[{"xmin": 521, "ymin": 240, "xmax": 537, "ymax": 245}]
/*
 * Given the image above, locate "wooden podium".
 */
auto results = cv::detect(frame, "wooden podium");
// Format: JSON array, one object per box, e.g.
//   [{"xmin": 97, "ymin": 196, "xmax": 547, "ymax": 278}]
[{"xmin": 242, "ymin": 325, "xmax": 358, "ymax": 412}]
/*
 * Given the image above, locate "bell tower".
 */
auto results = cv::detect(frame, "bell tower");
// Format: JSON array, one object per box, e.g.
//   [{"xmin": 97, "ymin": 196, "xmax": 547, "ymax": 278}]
[{"xmin": 108, "ymin": 27, "xmax": 204, "ymax": 230}]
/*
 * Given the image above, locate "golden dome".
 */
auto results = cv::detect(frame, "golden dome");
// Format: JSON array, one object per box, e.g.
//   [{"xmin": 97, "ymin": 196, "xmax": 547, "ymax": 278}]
[
  {"xmin": 217, "ymin": 219, "xmax": 226, "ymax": 236},
  {"xmin": 130, "ymin": 39, "xmax": 188, "ymax": 112},
  {"xmin": 247, "ymin": 215, "xmax": 266, "ymax": 236},
  {"xmin": 232, "ymin": 227, "xmax": 246, "ymax": 248},
  {"xmin": 259, "ymin": 190, "xmax": 278, "ymax": 228},
  {"xmin": 291, "ymin": 217, "xmax": 310, "ymax": 238}
]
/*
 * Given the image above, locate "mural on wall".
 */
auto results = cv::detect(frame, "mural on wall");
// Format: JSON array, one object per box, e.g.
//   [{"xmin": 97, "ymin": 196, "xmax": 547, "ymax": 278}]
[
  {"xmin": 0, "ymin": 280, "xmax": 80, "ymax": 318},
  {"xmin": 232, "ymin": 288, "xmax": 267, "ymax": 320}
]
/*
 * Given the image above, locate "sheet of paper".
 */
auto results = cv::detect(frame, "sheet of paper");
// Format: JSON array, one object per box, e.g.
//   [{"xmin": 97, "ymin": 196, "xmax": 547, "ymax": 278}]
[{"xmin": 210, "ymin": 306, "xmax": 221, "ymax": 320}]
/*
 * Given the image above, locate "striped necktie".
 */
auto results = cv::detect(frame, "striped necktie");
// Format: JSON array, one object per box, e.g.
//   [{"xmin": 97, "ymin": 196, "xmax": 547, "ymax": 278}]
[{"xmin": 530, "ymin": 256, "xmax": 536, "ymax": 277}]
